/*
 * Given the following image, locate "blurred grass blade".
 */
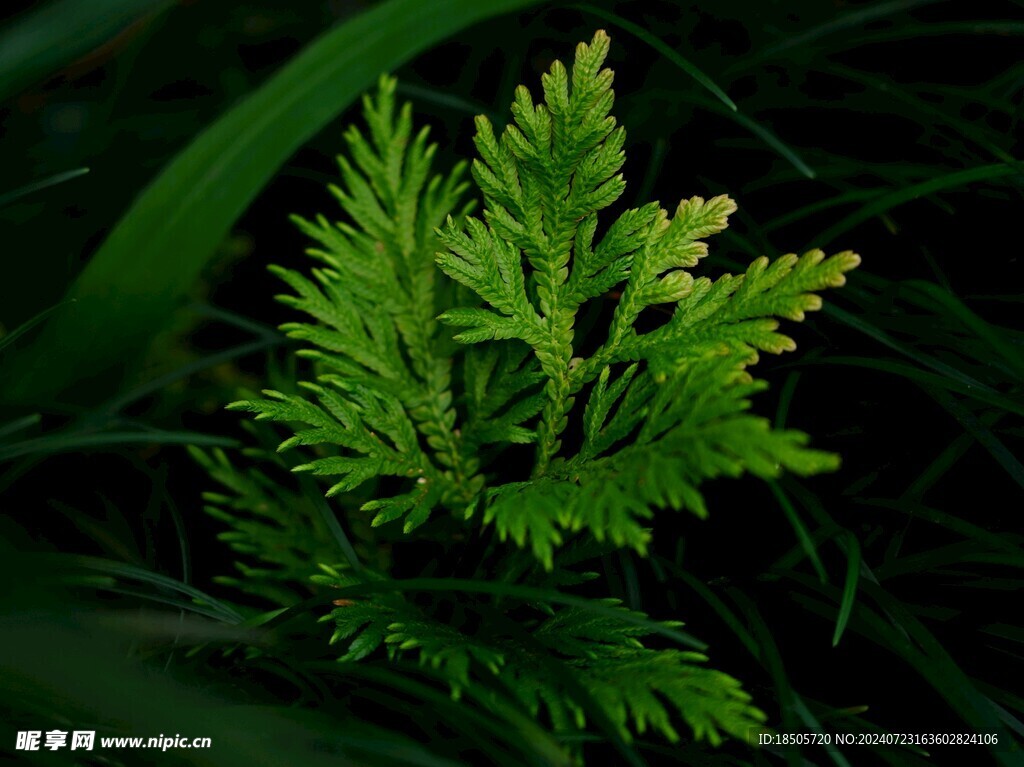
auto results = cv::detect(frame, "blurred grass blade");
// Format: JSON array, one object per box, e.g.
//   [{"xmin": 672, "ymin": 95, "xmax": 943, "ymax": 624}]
[
  {"xmin": 97, "ymin": 336, "xmax": 284, "ymax": 416},
  {"xmin": 1, "ymin": 0, "xmax": 542, "ymax": 407},
  {"xmin": 902, "ymin": 281, "xmax": 1024, "ymax": 378},
  {"xmin": 832, "ymin": 533, "xmax": 861, "ymax": 647},
  {"xmin": 822, "ymin": 306, "xmax": 1001, "ymax": 393},
  {"xmin": 0, "ymin": 413, "xmax": 40, "ymax": 440},
  {"xmin": 675, "ymin": 92, "xmax": 816, "ymax": 179},
  {"xmin": 930, "ymin": 389, "xmax": 1024, "ymax": 491},
  {"xmin": 635, "ymin": 137, "xmax": 668, "ymax": 206},
  {"xmin": 841, "ymin": 20, "xmax": 1024, "ymax": 48},
  {"xmin": 0, "ymin": 300, "xmax": 74, "ymax": 355},
  {"xmin": 574, "ymin": 4, "xmax": 737, "ymax": 111},
  {"xmin": 297, "ymin": 473, "xmax": 362, "ymax": 573},
  {"xmin": 765, "ymin": 189, "xmax": 879, "ymax": 233},
  {"xmin": 0, "ymin": 427, "xmax": 236, "ymax": 462},
  {"xmin": 658, "ymin": 558, "xmax": 757, "ymax": 656},
  {"xmin": 0, "ymin": 0, "xmax": 171, "ymax": 101},
  {"xmin": 791, "ymin": 695, "xmax": 854, "ymax": 767},
  {"xmin": 816, "ymin": 356, "xmax": 1024, "ymax": 417},
  {"xmin": 395, "ymin": 82, "xmax": 494, "ymax": 118},
  {"xmin": 725, "ymin": 106, "xmax": 817, "ymax": 179},
  {"xmin": 817, "ymin": 163, "xmax": 1022, "ymax": 246},
  {"xmin": 0, "ymin": 168, "xmax": 89, "ymax": 208},
  {"xmin": 728, "ymin": 589, "xmax": 819, "ymax": 764},
  {"xmin": 823, "ymin": 64, "xmax": 1016, "ymax": 164},
  {"xmin": 728, "ymin": 0, "xmax": 943, "ymax": 74},
  {"xmin": 860, "ymin": 583, "xmax": 1014, "ymax": 748},
  {"xmin": 50, "ymin": 554, "xmax": 245, "ymax": 622},
  {"xmin": 774, "ymin": 371, "xmax": 801, "ymax": 430},
  {"xmin": 769, "ymin": 480, "xmax": 828, "ymax": 583},
  {"xmin": 862, "ymin": 498, "xmax": 1023, "ymax": 554}
]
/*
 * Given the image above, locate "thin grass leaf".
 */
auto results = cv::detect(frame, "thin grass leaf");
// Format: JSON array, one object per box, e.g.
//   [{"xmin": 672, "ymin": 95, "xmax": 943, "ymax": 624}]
[
  {"xmin": 296, "ymin": 474, "xmax": 362, "ymax": 573},
  {"xmin": 821, "ymin": 306, "xmax": 1006, "ymax": 394},
  {"xmin": 929, "ymin": 389, "xmax": 1024, "ymax": 492},
  {"xmin": 657, "ymin": 559, "xmax": 757, "ymax": 656},
  {"xmin": 189, "ymin": 302, "xmax": 281, "ymax": 339},
  {"xmin": 873, "ymin": 545, "xmax": 1024, "ymax": 581},
  {"xmin": 790, "ymin": 695, "xmax": 855, "ymax": 767},
  {"xmin": 816, "ymin": 163, "xmax": 1023, "ymax": 246},
  {"xmin": 634, "ymin": 137, "xmax": 667, "ymax": 206},
  {"xmin": 0, "ymin": 427, "xmax": 237, "ymax": 462},
  {"xmin": 773, "ymin": 372, "xmax": 801, "ymax": 430},
  {"xmin": 727, "ymin": 0, "xmax": 944, "ymax": 74},
  {"xmin": 0, "ymin": 300, "xmax": 75, "ymax": 355},
  {"xmin": 832, "ymin": 533, "xmax": 861, "ymax": 647},
  {"xmin": 861, "ymin": 498, "xmax": 1024, "ymax": 556},
  {"xmin": 727, "ymin": 589, "xmax": 826, "ymax": 767},
  {"xmin": 975, "ymin": 679, "xmax": 1024, "ymax": 719},
  {"xmin": 981, "ymin": 624, "xmax": 1024, "ymax": 646},
  {"xmin": 395, "ymin": 82, "xmax": 495, "ymax": 118},
  {"xmin": 788, "ymin": 575, "xmax": 1018, "ymax": 762},
  {"xmin": 49, "ymin": 554, "xmax": 245, "ymax": 623},
  {"xmin": 101, "ymin": 587, "xmax": 242, "ymax": 623},
  {"xmin": 573, "ymin": 4, "xmax": 737, "ymax": 111},
  {"xmin": 0, "ymin": 413, "xmax": 41, "ymax": 440},
  {"xmin": 764, "ymin": 189, "xmax": 880, "ymax": 234},
  {"xmin": 840, "ymin": 20, "xmax": 1024, "ymax": 48},
  {"xmin": 901, "ymin": 281, "xmax": 1024, "ymax": 378},
  {"xmin": 901, "ymin": 419, "xmax": 987, "ymax": 497},
  {"xmin": 721, "ymin": 106, "xmax": 816, "ymax": 179},
  {"xmin": 812, "ymin": 356, "xmax": 1024, "ymax": 417},
  {"xmin": 768, "ymin": 480, "xmax": 827, "ymax": 583},
  {"xmin": 822, "ymin": 64, "xmax": 1016, "ymax": 165},
  {"xmin": 0, "ymin": 167, "xmax": 90, "ymax": 208},
  {"xmin": 97, "ymin": 337, "xmax": 285, "ymax": 416}
]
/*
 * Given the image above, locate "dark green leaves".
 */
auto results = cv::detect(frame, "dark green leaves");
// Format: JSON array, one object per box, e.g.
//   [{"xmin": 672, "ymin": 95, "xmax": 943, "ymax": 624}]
[
  {"xmin": 1, "ymin": 0, "xmax": 542, "ymax": 408},
  {"xmin": 313, "ymin": 566, "xmax": 765, "ymax": 744}
]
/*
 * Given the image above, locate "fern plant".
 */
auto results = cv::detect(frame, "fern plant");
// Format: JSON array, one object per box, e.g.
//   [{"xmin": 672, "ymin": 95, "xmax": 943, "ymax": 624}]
[{"xmin": 219, "ymin": 31, "xmax": 859, "ymax": 755}]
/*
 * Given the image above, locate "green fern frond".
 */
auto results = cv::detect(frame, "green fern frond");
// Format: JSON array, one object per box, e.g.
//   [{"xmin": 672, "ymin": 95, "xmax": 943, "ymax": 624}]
[
  {"xmin": 314, "ymin": 565, "xmax": 504, "ymax": 696},
  {"xmin": 314, "ymin": 566, "xmax": 765, "ymax": 743},
  {"xmin": 435, "ymin": 30, "xmax": 857, "ymax": 559},
  {"xmin": 221, "ymin": 30, "xmax": 860, "ymax": 751},
  {"xmin": 230, "ymin": 75, "xmax": 484, "ymax": 533},
  {"xmin": 570, "ymin": 649, "xmax": 765, "ymax": 745},
  {"xmin": 189, "ymin": 446, "xmax": 336, "ymax": 604}
]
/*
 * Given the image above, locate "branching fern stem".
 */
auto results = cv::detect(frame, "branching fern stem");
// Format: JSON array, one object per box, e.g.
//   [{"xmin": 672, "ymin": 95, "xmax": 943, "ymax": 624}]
[
  {"xmin": 219, "ymin": 29, "xmax": 863, "ymax": 751},
  {"xmin": 234, "ymin": 30, "xmax": 858, "ymax": 558},
  {"xmin": 231, "ymin": 76, "xmax": 483, "ymax": 530},
  {"xmin": 437, "ymin": 30, "xmax": 859, "ymax": 565},
  {"xmin": 438, "ymin": 32, "xmax": 628, "ymax": 474}
]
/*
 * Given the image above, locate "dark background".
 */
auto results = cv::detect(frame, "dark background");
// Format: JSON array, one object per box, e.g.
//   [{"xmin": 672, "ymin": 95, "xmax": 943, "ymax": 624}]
[{"xmin": 1, "ymin": 1, "xmax": 1022, "ymax": 765}]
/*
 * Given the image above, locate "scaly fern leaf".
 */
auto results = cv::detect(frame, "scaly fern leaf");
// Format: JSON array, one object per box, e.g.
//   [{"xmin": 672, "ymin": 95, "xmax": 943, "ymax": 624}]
[{"xmin": 223, "ymin": 31, "xmax": 859, "ymax": 751}]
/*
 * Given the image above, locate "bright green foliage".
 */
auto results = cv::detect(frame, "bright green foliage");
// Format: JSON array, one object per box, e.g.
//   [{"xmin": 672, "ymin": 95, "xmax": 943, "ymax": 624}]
[
  {"xmin": 433, "ymin": 30, "xmax": 858, "ymax": 565},
  {"xmin": 230, "ymin": 75, "xmax": 487, "ymax": 534},
  {"xmin": 223, "ymin": 30, "xmax": 858, "ymax": 749},
  {"xmin": 231, "ymin": 33, "xmax": 858, "ymax": 567}
]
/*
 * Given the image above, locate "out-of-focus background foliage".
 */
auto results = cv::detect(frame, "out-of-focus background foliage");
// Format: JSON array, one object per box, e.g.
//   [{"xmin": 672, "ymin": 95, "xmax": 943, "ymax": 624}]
[{"xmin": 1, "ymin": 0, "xmax": 1022, "ymax": 764}]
